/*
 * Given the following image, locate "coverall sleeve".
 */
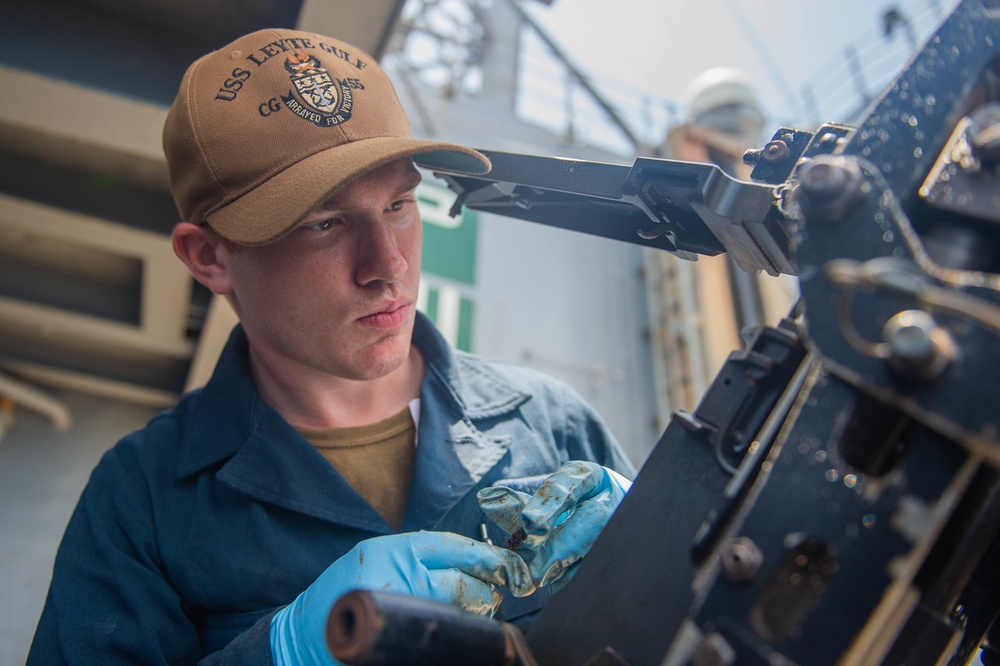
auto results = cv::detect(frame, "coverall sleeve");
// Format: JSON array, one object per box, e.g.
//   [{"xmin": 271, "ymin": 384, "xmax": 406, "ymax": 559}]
[{"xmin": 26, "ymin": 447, "xmax": 274, "ymax": 666}]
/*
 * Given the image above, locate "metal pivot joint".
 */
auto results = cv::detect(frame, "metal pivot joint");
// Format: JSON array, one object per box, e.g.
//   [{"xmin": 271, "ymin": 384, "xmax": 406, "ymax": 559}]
[{"xmin": 794, "ymin": 156, "xmax": 867, "ymax": 223}]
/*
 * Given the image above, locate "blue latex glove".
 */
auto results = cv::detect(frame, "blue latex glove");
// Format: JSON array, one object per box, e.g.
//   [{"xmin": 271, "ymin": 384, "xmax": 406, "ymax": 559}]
[
  {"xmin": 477, "ymin": 461, "xmax": 631, "ymax": 591},
  {"xmin": 270, "ymin": 530, "xmax": 535, "ymax": 666}
]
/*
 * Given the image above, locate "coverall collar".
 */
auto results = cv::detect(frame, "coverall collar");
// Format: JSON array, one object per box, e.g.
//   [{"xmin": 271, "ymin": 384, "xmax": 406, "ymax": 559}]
[{"xmin": 174, "ymin": 313, "xmax": 529, "ymax": 532}]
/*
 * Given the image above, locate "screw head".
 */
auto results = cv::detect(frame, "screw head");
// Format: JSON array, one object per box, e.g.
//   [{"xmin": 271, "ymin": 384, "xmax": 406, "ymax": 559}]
[
  {"xmin": 795, "ymin": 156, "xmax": 866, "ymax": 222},
  {"xmin": 721, "ymin": 537, "xmax": 764, "ymax": 583},
  {"xmin": 762, "ymin": 140, "xmax": 790, "ymax": 163},
  {"xmin": 887, "ymin": 323, "xmax": 935, "ymax": 366},
  {"xmin": 798, "ymin": 159, "xmax": 850, "ymax": 201},
  {"xmin": 882, "ymin": 310, "xmax": 956, "ymax": 381}
]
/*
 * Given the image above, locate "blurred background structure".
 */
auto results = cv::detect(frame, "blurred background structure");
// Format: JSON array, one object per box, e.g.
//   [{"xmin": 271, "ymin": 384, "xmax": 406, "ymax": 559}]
[{"xmin": 0, "ymin": 0, "xmax": 954, "ymax": 661}]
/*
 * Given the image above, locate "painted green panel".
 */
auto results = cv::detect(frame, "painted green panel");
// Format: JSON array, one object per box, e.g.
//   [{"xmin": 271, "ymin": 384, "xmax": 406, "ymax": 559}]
[
  {"xmin": 418, "ymin": 182, "xmax": 478, "ymax": 286},
  {"xmin": 425, "ymin": 287, "xmax": 440, "ymax": 321},
  {"xmin": 457, "ymin": 297, "xmax": 475, "ymax": 352}
]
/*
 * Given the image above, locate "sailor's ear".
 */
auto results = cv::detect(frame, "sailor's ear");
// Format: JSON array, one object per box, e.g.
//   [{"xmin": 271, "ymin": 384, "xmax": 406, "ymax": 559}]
[{"xmin": 172, "ymin": 222, "xmax": 235, "ymax": 295}]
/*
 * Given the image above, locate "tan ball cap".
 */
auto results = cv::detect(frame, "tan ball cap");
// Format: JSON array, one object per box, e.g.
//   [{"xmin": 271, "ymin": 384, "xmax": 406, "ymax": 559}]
[{"xmin": 163, "ymin": 28, "xmax": 490, "ymax": 245}]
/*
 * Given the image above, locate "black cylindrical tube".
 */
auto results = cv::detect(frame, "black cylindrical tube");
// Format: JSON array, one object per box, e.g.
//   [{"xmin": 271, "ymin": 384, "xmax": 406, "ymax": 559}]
[{"xmin": 326, "ymin": 589, "xmax": 515, "ymax": 666}]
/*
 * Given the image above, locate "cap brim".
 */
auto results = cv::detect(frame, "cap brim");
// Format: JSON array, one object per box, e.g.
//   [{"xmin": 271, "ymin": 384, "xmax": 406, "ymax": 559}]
[{"xmin": 206, "ymin": 137, "xmax": 490, "ymax": 246}]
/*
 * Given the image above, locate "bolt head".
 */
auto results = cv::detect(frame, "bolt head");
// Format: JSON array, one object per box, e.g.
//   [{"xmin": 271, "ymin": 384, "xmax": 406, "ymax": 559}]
[
  {"xmin": 762, "ymin": 140, "xmax": 790, "ymax": 163},
  {"xmin": 795, "ymin": 156, "xmax": 867, "ymax": 222},
  {"xmin": 887, "ymin": 324, "xmax": 935, "ymax": 366},
  {"xmin": 721, "ymin": 537, "xmax": 764, "ymax": 583},
  {"xmin": 882, "ymin": 310, "xmax": 956, "ymax": 381},
  {"xmin": 799, "ymin": 160, "xmax": 850, "ymax": 201}
]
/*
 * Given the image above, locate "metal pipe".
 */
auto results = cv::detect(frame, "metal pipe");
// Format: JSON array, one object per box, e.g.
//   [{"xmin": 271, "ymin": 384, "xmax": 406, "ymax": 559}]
[
  {"xmin": 326, "ymin": 589, "xmax": 534, "ymax": 666},
  {"xmin": 0, "ymin": 370, "xmax": 71, "ymax": 431}
]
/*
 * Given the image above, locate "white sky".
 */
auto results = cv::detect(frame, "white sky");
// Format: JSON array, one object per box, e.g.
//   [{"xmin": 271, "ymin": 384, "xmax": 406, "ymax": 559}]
[{"xmin": 519, "ymin": 0, "xmax": 955, "ymax": 149}]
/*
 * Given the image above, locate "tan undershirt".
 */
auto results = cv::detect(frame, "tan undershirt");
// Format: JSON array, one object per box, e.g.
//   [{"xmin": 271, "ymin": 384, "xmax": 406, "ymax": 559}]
[{"xmin": 298, "ymin": 407, "xmax": 416, "ymax": 531}]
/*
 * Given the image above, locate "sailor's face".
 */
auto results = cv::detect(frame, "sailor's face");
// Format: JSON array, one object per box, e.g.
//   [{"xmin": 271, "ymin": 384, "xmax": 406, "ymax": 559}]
[{"xmin": 226, "ymin": 158, "xmax": 424, "ymax": 380}]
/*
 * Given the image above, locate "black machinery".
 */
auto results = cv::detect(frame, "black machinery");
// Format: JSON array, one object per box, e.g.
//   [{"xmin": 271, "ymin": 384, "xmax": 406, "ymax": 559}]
[{"xmin": 329, "ymin": 0, "xmax": 1000, "ymax": 663}]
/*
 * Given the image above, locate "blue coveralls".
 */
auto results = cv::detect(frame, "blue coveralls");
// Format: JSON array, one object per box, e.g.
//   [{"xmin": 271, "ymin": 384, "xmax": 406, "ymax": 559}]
[{"xmin": 28, "ymin": 313, "xmax": 635, "ymax": 664}]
